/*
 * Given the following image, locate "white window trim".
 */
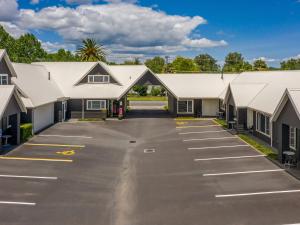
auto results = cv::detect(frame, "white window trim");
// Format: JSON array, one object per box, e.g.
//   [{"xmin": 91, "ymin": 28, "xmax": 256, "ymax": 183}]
[
  {"xmin": 289, "ymin": 127, "xmax": 297, "ymax": 150},
  {"xmin": 0, "ymin": 74, "xmax": 8, "ymax": 85},
  {"xmin": 256, "ymin": 112, "xmax": 270, "ymax": 137},
  {"xmin": 177, "ymin": 100, "xmax": 194, "ymax": 114},
  {"xmin": 86, "ymin": 100, "xmax": 107, "ymax": 111},
  {"xmin": 87, "ymin": 75, "xmax": 110, "ymax": 84}
]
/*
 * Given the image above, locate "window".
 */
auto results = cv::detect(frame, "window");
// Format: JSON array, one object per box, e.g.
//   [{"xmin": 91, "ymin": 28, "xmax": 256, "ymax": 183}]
[
  {"xmin": 256, "ymin": 112, "xmax": 270, "ymax": 136},
  {"xmin": 88, "ymin": 75, "xmax": 110, "ymax": 83},
  {"xmin": 86, "ymin": 100, "xmax": 106, "ymax": 110},
  {"xmin": 289, "ymin": 127, "xmax": 297, "ymax": 150},
  {"xmin": 177, "ymin": 100, "xmax": 193, "ymax": 114},
  {"xmin": 0, "ymin": 74, "xmax": 8, "ymax": 85}
]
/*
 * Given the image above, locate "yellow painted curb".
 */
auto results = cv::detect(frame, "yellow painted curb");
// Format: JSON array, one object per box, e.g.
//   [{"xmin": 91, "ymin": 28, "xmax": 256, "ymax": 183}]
[
  {"xmin": 176, "ymin": 125, "xmax": 221, "ymax": 129},
  {"xmin": 24, "ymin": 143, "xmax": 85, "ymax": 148},
  {"xmin": 0, "ymin": 156, "xmax": 73, "ymax": 162}
]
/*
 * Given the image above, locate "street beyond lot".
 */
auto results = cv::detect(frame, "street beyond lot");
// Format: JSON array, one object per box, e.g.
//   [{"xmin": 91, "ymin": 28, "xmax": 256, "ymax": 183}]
[{"xmin": 0, "ymin": 110, "xmax": 300, "ymax": 225}]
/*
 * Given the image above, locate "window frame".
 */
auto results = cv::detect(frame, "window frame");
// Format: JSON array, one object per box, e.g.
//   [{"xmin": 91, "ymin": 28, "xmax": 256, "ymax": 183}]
[
  {"xmin": 0, "ymin": 74, "xmax": 8, "ymax": 85},
  {"xmin": 177, "ymin": 100, "xmax": 194, "ymax": 114},
  {"xmin": 87, "ymin": 75, "xmax": 110, "ymax": 84},
  {"xmin": 86, "ymin": 100, "xmax": 107, "ymax": 111},
  {"xmin": 256, "ymin": 112, "xmax": 270, "ymax": 137},
  {"xmin": 289, "ymin": 126, "xmax": 297, "ymax": 151}
]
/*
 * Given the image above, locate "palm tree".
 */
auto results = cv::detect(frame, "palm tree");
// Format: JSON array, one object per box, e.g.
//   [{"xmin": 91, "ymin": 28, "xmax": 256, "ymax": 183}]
[{"xmin": 76, "ymin": 39, "xmax": 106, "ymax": 62}]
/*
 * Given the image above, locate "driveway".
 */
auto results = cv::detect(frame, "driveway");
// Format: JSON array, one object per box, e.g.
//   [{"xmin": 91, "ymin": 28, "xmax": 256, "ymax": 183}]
[{"xmin": 0, "ymin": 114, "xmax": 300, "ymax": 225}]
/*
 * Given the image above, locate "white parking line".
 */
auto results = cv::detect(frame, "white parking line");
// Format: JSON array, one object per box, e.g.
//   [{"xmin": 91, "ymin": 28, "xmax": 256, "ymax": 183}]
[
  {"xmin": 194, "ymin": 155, "xmax": 265, "ymax": 161},
  {"xmin": 179, "ymin": 130, "xmax": 228, "ymax": 135},
  {"xmin": 203, "ymin": 169, "xmax": 285, "ymax": 176},
  {"xmin": 184, "ymin": 137, "xmax": 238, "ymax": 142},
  {"xmin": 188, "ymin": 144, "xmax": 249, "ymax": 150},
  {"xmin": 38, "ymin": 134, "xmax": 92, "ymax": 139},
  {"xmin": 0, "ymin": 201, "xmax": 36, "ymax": 206},
  {"xmin": 216, "ymin": 189, "xmax": 300, "ymax": 198},
  {"xmin": 0, "ymin": 174, "xmax": 58, "ymax": 180}
]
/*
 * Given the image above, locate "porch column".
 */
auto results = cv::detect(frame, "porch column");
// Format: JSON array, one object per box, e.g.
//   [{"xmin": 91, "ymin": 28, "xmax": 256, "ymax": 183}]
[{"xmin": 81, "ymin": 99, "xmax": 85, "ymax": 119}]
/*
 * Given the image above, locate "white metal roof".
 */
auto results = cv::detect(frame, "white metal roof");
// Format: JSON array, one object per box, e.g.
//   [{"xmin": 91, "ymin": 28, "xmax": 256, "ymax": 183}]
[
  {"xmin": 12, "ymin": 63, "xmax": 64, "ymax": 108},
  {"xmin": 231, "ymin": 70, "xmax": 300, "ymax": 115},
  {"xmin": 288, "ymin": 88, "xmax": 300, "ymax": 120},
  {"xmin": 0, "ymin": 85, "xmax": 26, "ymax": 118},
  {"xmin": 157, "ymin": 73, "xmax": 238, "ymax": 99},
  {"xmin": 33, "ymin": 62, "xmax": 149, "ymax": 100},
  {"xmin": 0, "ymin": 49, "xmax": 18, "ymax": 77},
  {"xmin": 226, "ymin": 83, "xmax": 266, "ymax": 108},
  {"xmin": 0, "ymin": 85, "xmax": 15, "ymax": 119}
]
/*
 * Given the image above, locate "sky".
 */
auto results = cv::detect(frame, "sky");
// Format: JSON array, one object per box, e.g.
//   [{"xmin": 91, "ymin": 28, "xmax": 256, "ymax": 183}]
[{"xmin": 0, "ymin": 0, "xmax": 299, "ymax": 66}]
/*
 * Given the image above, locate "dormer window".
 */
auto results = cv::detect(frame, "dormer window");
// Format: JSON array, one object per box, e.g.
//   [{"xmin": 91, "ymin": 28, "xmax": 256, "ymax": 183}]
[
  {"xmin": 0, "ymin": 74, "xmax": 8, "ymax": 85},
  {"xmin": 88, "ymin": 75, "xmax": 110, "ymax": 83}
]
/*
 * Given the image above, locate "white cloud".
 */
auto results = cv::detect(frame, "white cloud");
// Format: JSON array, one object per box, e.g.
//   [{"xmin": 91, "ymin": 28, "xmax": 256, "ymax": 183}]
[
  {"xmin": 41, "ymin": 41, "xmax": 76, "ymax": 53},
  {"xmin": 282, "ymin": 54, "xmax": 300, "ymax": 61},
  {"xmin": 0, "ymin": 21, "xmax": 26, "ymax": 38},
  {"xmin": 251, "ymin": 56, "xmax": 277, "ymax": 62},
  {"xmin": 65, "ymin": 0, "xmax": 93, "ymax": 4},
  {"xmin": 0, "ymin": 0, "xmax": 18, "ymax": 21},
  {"xmin": 30, "ymin": 0, "xmax": 40, "ymax": 4},
  {"xmin": 0, "ymin": 3, "xmax": 227, "ymax": 58}
]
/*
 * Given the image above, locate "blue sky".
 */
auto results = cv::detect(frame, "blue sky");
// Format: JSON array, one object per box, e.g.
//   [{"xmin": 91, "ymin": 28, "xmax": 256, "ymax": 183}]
[{"xmin": 0, "ymin": 0, "xmax": 300, "ymax": 66}]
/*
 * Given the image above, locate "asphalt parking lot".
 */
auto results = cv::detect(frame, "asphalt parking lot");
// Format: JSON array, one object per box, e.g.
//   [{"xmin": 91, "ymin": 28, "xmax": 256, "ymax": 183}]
[{"xmin": 1, "ymin": 111, "xmax": 300, "ymax": 225}]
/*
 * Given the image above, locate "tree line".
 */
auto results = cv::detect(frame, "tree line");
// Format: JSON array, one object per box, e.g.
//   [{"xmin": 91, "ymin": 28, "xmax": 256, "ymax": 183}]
[{"xmin": 0, "ymin": 25, "xmax": 299, "ymax": 72}]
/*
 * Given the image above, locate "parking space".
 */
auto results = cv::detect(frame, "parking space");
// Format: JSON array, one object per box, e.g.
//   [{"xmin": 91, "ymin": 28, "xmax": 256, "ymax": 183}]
[{"xmin": 1, "ymin": 116, "xmax": 300, "ymax": 225}]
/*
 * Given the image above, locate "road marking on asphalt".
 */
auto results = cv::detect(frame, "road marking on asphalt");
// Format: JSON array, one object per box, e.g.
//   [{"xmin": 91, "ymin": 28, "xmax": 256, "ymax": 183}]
[
  {"xmin": 0, "ymin": 201, "xmax": 36, "ymax": 206},
  {"xmin": 38, "ymin": 134, "xmax": 92, "ymax": 139},
  {"xmin": 215, "ymin": 189, "xmax": 300, "ymax": 198},
  {"xmin": 24, "ymin": 143, "xmax": 85, "ymax": 148},
  {"xmin": 203, "ymin": 169, "xmax": 285, "ymax": 176},
  {"xmin": 183, "ymin": 137, "xmax": 239, "ymax": 142},
  {"xmin": 179, "ymin": 130, "xmax": 228, "ymax": 135},
  {"xmin": 0, "ymin": 174, "xmax": 58, "ymax": 180},
  {"xmin": 194, "ymin": 155, "xmax": 265, "ymax": 161},
  {"xmin": 56, "ymin": 150, "xmax": 76, "ymax": 156},
  {"xmin": 176, "ymin": 125, "xmax": 221, "ymax": 129},
  {"xmin": 188, "ymin": 144, "xmax": 249, "ymax": 150},
  {"xmin": 0, "ymin": 156, "xmax": 73, "ymax": 162},
  {"xmin": 176, "ymin": 122, "xmax": 188, "ymax": 125},
  {"xmin": 175, "ymin": 118, "xmax": 213, "ymax": 121}
]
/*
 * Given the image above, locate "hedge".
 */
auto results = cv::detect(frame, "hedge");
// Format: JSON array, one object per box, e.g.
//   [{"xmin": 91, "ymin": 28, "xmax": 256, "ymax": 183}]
[{"xmin": 20, "ymin": 123, "xmax": 33, "ymax": 142}]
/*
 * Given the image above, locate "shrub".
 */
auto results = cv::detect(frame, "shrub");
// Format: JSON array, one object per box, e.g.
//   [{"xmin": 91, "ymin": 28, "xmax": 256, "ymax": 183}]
[
  {"xmin": 132, "ymin": 85, "xmax": 148, "ymax": 96},
  {"xmin": 20, "ymin": 123, "xmax": 32, "ymax": 142},
  {"xmin": 151, "ymin": 87, "xmax": 161, "ymax": 96}
]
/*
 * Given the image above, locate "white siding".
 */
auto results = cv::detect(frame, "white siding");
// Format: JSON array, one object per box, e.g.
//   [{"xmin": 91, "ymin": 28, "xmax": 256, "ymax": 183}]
[
  {"xmin": 202, "ymin": 99, "xmax": 219, "ymax": 116},
  {"xmin": 247, "ymin": 109, "xmax": 253, "ymax": 129},
  {"xmin": 33, "ymin": 103, "xmax": 54, "ymax": 133}
]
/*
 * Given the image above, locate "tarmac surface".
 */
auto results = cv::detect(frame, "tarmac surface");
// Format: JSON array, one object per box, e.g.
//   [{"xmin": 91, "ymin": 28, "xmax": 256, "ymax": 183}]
[{"xmin": 1, "ymin": 109, "xmax": 300, "ymax": 225}]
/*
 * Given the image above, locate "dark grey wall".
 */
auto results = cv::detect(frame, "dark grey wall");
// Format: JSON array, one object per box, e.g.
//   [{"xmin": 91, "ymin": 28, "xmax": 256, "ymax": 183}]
[
  {"xmin": 168, "ymin": 93, "xmax": 177, "ymax": 117},
  {"xmin": 134, "ymin": 70, "xmax": 162, "ymax": 86},
  {"xmin": 68, "ymin": 99, "xmax": 108, "ymax": 119},
  {"xmin": 273, "ymin": 99, "xmax": 300, "ymax": 162},
  {"xmin": 21, "ymin": 109, "xmax": 33, "ymax": 124},
  {"xmin": 194, "ymin": 99, "xmax": 202, "ymax": 117},
  {"xmin": 0, "ymin": 57, "xmax": 12, "ymax": 84},
  {"xmin": 238, "ymin": 108, "xmax": 247, "ymax": 128},
  {"xmin": 253, "ymin": 110, "xmax": 271, "ymax": 144},
  {"xmin": 54, "ymin": 101, "xmax": 62, "ymax": 122},
  {"xmin": 3, "ymin": 95, "xmax": 21, "ymax": 117},
  {"xmin": 79, "ymin": 64, "xmax": 118, "ymax": 84}
]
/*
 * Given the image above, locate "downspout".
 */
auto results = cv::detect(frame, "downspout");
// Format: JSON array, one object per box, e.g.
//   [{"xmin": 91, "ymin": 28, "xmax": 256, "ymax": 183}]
[{"xmin": 82, "ymin": 99, "xmax": 84, "ymax": 119}]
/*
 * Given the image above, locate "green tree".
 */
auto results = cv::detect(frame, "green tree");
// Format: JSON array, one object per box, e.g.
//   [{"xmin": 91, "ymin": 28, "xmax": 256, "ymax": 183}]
[
  {"xmin": 170, "ymin": 56, "xmax": 199, "ymax": 73},
  {"xmin": 243, "ymin": 61, "xmax": 253, "ymax": 71},
  {"xmin": 14, "ymin": 34, "xmax": 47, "ymax": 63},
  {"xmin": 194, "ymin": 54, "xmax": 219, "ymax": 72},
  {"xmin": 0, "ymin": 26, "xmax": 17, "ymax": 60},
  {"xmin": 76, "ymin": 38, "xmax": 106, "ymax": 62},
  {"xmin": 123, "ymin": 58, "xmax": 141, "ymax": 65},
  {"xmin": 145, "ymin": 56, "xmax": 165, "ymax": 73},
  {"xmin": 46, "ymin": 49, "xmax": 80, "ymax": 62},
  {"xmin": 281, "ymin": 58, "xmax": 300, "ymax": 70},
  {"xmin": 132, "ymin": 85, "xmax": 148, "ymax": 96},
  {"xmin": 223, "ymin": 52, "xmax": 245, "ymax": 73},
  {"xmin": 253, "ymin": 59, "xmax": 268, "ymax": 71}
]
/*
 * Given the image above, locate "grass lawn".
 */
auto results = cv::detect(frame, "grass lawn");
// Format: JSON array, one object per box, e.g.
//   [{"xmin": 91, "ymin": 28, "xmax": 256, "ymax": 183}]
[
  {"xmin": 213, "ymin": 118, "xmax": 278, "ymax": 160},
  {"xmin": 238, "ymin": 134, "xmax": 278, "ymax": 160},
  {"xmin": 213, "ymin": 118, "xmax": 227, "ymax": 128},
  {"xmin": 127, "ymin": 96, "xmax": 167, "ymax": 101}
]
